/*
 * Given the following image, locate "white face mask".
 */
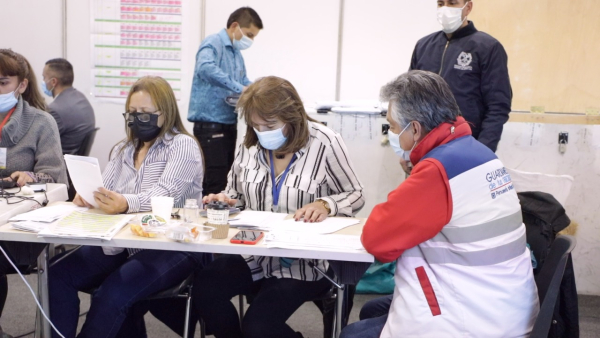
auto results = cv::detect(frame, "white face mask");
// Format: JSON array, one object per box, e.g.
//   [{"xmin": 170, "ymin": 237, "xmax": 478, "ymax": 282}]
[
  {"xmin": 254, "ymin": 125, "xmax": 287, "ymax": 150},
  {"xmin": 233, "ymin": 26, "xmax": 253, "ymax": 50},
  {"xmin": 437, "ymin": 3, "xmax": 468, "ymax": 34},
  {"xmin": 0, "ymin": 89, "xmax": 19, "ymax": 113},
  {"xmin": 388, "ymin": 122, "xmax": 413, "ymax": 161}
]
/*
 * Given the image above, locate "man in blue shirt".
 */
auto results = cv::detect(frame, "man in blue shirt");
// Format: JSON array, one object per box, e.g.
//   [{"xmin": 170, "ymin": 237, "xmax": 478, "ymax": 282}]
[{"xmin": 188, "ymin": 7, "xmax": 263, "ymax": 195}]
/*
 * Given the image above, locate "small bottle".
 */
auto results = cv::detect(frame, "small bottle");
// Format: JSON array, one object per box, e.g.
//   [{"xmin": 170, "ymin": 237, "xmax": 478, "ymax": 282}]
[{"xmin": 183, "ymin": 199, "xmax": 199, "ymax": 224}]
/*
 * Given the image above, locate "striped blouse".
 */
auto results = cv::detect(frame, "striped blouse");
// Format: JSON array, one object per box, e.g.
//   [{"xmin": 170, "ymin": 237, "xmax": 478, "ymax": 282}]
[
  {"xmin": 102, "ymin": 131, "xmax": 203, "ymax": 255},
  {"xmin": 225, "ymin": 121, "xmax": 365, "ymax": 281}
]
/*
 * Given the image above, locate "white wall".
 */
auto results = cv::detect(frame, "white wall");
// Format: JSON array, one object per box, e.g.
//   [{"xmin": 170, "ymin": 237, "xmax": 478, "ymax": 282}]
[
  {"xmin": 204, "ymin": 0, "xmax": 340, "ymax": 103},
  {"xmin": 2, "ymin": 0, "xmax": 63, "ymax": 107}
]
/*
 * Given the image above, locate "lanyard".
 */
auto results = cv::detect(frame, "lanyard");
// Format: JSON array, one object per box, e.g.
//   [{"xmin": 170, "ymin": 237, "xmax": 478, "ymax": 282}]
[
  {"xmin": 0, "ymin": 107, "xmax": 16, "ymax": 141},
  {"xmin": 269, "ymin": 150, "xmax": 296, "ymax": 207}
]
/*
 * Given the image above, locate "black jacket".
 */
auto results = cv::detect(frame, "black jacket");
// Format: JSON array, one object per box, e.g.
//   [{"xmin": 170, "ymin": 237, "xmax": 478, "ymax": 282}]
[
  {"xmin": 410, "ymin": 21, "xmax": 512, "ymax": 152},
  {"xmin": 518, "ymin": 191, "xmax": 579, "ymax": 338}
]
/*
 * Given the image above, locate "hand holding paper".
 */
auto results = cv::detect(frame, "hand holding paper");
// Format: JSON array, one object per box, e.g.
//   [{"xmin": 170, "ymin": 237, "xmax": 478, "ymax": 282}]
[{"xmin": 64, "ymin": 155, "xmax": 105, "ymax": 208}]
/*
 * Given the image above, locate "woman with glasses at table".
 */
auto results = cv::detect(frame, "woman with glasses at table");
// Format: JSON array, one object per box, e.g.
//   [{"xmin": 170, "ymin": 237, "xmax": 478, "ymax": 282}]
[
  {"xmin": 189, "ymin": 76, "xmax": 365, "ymax": 338},
  {"xmin": 48, "ymin": 76, "xmax": 210, "ymax": 338},
  {"xmin": 0, "ymin": 49, "xmax": 67, "ymax": 338}
]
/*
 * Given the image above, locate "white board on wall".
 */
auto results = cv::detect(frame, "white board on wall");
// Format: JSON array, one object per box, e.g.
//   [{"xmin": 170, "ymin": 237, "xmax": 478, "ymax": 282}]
[{"xmin": 339, "ymin": 0, "xmax": 439, "ymax": 101}]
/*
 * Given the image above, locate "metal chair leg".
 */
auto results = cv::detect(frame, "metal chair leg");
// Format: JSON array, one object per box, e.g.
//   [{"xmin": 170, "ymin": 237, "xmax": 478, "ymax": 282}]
[
  {"xmin": 200, "ymin": 318, "xmax": 206, "ymax": 338},
  {"xmin": 183, "ymin": 284, "xmax": 193, "ymax": 338},
  {"xmin": 238, "ymin": 294, "xmax": 245, "ymax": 328},
  {"xmin": 335, "ymin": 285, "xmax": 345, "ymax": 338}
]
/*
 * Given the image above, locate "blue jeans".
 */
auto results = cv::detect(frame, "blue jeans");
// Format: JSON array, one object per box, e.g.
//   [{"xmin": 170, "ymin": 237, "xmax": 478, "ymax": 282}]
[
  {"xmin": 359, "ymin": 294, "xmax": 392, "ymax": 320},
  {"xmin": 48, "ymin": 246, "xmax": 209, "ymax": 338},
  {"xmin": 340, "ymin": 314, "xmax": 388, "ymax": 338},
  {"xmin": 340, "ymin": 295, "xmax": 392, "ymax": 338}
]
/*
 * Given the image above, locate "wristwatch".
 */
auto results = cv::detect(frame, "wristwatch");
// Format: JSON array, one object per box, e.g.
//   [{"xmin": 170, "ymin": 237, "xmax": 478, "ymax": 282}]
[{"xmin": 316, "ymin": 199, "xmax": 331, "ymax": 215}]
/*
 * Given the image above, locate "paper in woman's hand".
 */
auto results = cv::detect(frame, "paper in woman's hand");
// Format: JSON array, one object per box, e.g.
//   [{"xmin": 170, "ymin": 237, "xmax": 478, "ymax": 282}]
[{"xmin": 64, "ymin": 155, "xmax": 105, "ymax": 208}]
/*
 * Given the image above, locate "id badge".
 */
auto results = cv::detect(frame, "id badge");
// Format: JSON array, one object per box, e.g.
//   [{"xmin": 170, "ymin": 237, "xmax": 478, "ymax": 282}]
[{"xmin": 0, "ymin": 148, "xmax": 6, "ymax": 169}]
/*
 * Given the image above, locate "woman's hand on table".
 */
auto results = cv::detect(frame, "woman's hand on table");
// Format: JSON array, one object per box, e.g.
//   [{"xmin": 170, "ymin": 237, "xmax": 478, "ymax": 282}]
[
  {"xmin": 93, "ymin": 187, "xmax": 128, "ymax": 214},
  {"xmin": 294, "ymin": 201, "xmax": 329, "ymax": 223},
  {"xmin": 73, "ymin": 193, "xmax": 94, "ymax": 208},
  {"xmin": 202, "ymin": 193, "xmax": 237, "ymax": 207},
  {"xmin": 9, "ymin": 171, "xmax": 34, "ymax": 186}
]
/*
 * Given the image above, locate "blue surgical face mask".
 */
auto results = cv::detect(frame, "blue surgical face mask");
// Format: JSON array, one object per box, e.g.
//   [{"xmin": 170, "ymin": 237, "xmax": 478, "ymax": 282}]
[
  {"xmin": 41, "ymin": 79, "xmax": 54, "ymax": 97},
  {"xmin": 233, "ymin": 26, "xmax": 253, "ymax": 50},
  {"xmin": 0, "ymin": 90, "xmax": 19, "ymax": 113},
  {"xmin": 254, "ymin": 125, "xmax": 287, "ymax": 150},
  {"xmin": 388, "ymin": 122, "xmax": 414, "ymax": 161}
]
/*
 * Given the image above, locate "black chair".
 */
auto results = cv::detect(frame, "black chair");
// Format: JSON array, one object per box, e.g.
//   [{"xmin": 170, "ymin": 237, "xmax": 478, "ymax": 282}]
[
  {"xmin": 51, "ymin": 247, "xmax": 204, "ymax": 338},
  {"xmin": 67, "ymin": 128, "xmax": 100, "ymax": 201},
  {"xmin": 530, "ymin": 235, "xmax": 576, "ymax": 338},
  {"xmin": 238, "ymin": 260, "xmax": 370, "ymax": 338},
  {"xmin": 77, "ymin": 127, "xmax": 100, "ymax": 157}
]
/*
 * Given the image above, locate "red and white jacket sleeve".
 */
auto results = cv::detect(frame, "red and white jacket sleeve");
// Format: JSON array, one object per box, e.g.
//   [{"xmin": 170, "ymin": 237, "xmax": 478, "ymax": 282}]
[{"xmin": 361, "ymin": 159, "xmax": 452, "ymax": 263}]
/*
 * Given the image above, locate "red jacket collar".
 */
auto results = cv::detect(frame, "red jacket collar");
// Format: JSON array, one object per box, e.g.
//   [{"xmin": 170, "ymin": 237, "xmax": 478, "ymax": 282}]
[{"xmin": 409, "ymin": 116, "xmax": 472, "ymax": 164}]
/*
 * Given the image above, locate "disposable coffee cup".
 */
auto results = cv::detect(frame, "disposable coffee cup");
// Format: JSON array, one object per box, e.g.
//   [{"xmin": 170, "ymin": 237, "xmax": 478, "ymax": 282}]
[
  {"xmin": 206, "ymin": 201, "xmax": 230, "ymax": 239},
  {"xmin": 151, "ymin": 196, "xmax": 174, "ymax": 224}
]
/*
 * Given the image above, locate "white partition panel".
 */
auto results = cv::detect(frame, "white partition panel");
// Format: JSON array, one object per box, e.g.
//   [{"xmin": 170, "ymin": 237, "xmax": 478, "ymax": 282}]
[
  {"xmin": 339, "ymin": 0, "xmax": 439, "ymax": 100},
  {"xmin": 203, "ymin": 0, "xmax": 340, "ymax": 103},
  {"xmin": 2, "ymin": 0, "xmax": 64, "ymax": 107}
]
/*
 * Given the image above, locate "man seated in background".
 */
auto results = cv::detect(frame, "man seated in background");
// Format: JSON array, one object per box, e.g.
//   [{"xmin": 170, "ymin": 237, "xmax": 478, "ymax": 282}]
[
  {"xmin": 42, "ymin": 58, "xmax": 95, "ymax": 155},
  {"xmin": 342, "ymin": 70, "xmax": 538, "ymax": 338}
]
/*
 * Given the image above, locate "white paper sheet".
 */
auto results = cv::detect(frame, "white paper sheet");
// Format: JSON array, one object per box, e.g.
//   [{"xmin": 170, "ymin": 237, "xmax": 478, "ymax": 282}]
[
  {"xmin": 64, "ymin": 155, "xmax": 104, "ymax": 207},
  {"xmin": 268, "ymin": 218, "xmax": 360, "ymax": 234},
  {"xmin": 38, "ymin": 210, "xmax": 133, "ymax": 240},
  {"xmin": 9, "ymin": 205, "xmax": 82, "ymax": 223},
  {"xmin": 228, "ymin": 211, "xmax": 288, "ymax": 229},
  {"xmin": 265, "ymin": 232, "xmax": 365, "ymax": 251}
]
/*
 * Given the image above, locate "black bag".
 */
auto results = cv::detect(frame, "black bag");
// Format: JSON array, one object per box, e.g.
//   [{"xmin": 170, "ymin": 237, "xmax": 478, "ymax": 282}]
[{"xmin": 518, "ymin": 191, "xmax": 579, "ymax": 338}]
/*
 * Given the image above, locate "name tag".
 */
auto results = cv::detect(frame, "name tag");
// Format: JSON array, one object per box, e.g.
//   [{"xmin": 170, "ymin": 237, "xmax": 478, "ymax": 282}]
[
  {"xmin": 212, "ymin": 134, "xmax": 224, "ymax": 139},
  {"xmin": 0, "ymin": 148, "xmax": 6, "ymax": 169}
]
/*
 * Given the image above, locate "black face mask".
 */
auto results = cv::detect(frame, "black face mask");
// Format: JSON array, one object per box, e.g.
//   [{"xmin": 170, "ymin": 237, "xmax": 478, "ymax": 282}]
[{"xmin": 128, "ymin": 113, "xmax": 162, "ymax": 142}]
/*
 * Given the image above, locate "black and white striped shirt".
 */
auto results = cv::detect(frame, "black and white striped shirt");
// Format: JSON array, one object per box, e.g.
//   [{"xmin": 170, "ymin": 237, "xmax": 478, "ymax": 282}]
[
  {"xmin": 102, "ymin": 131, "xmax": 203, "ymax": 255},
  {"xmin": 226, "ymin": 121, "xmax": 365, "ymax": 281}
]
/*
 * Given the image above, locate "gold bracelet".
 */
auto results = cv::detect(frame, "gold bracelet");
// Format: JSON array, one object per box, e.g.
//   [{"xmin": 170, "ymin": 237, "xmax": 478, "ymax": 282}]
[{"xmin": 316, "ymin": 199, "xmax": 331, "ymax": 215}]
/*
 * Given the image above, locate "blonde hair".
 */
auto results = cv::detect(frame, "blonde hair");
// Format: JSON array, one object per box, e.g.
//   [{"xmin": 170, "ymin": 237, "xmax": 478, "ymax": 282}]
[{"xmin": 113, "ymin": 76, "xmax": 202, "ymax": 167}]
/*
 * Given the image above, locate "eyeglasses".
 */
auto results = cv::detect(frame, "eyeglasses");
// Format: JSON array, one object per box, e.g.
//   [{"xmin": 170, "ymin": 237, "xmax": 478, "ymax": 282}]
[{"xmin": 123, "ymin": 111, "xmax": 161, "ymax": 123}]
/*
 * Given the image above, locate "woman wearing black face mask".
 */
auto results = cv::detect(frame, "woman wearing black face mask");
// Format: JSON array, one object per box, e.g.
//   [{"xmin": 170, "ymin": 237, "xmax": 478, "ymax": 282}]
[{"xmin": 48, "ymin": 76, "xmax": 211, "ymax": 338}]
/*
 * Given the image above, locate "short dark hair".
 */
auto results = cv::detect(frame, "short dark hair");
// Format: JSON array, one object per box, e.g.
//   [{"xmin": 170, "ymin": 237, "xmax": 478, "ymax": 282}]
[
  {"xmin": 227, "ymin": 7, "xmax": 263, "ymax": 29},
  {"xmin": 45, "ymin": 58, "xmax": 74, "ymax": 86}
]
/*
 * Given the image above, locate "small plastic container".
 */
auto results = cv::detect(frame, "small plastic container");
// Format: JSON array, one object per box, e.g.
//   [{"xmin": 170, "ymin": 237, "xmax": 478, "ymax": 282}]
[
  {"xmin": 191, "ymin": 225, "xmax": 216, "ymax": 242},
  {"xmin": 206, "ymin": 201, "xmax": 230, "ymax": 239},
  {"xmin": 139, "ymin": 214, "xmax": 168, "ymax": 234},
  {"xmin": 165, "ymin": 224, "xmax": 215, "ymax": 243},
  {"xmin": 183, "ymin": 199, "xmax": 200, "ymax": 223}
]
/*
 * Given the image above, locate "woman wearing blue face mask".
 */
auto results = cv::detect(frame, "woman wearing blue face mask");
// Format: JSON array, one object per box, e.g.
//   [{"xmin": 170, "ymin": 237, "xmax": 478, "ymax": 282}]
[
  {"xmin": 0, "ymin": 49, "xmax": 67, "ymax": 337},
  {"xmin": 189, "ymin": 76, "xmax": 365, "ymax": 338}
]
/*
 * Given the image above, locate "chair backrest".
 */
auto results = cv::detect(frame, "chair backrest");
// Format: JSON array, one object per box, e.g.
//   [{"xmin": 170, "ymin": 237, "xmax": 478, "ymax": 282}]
[
  {"xmin": 507, "ymin": 168, "xmax": 574, "ymax": 206},
  {"xmin": 530, "ymin": 235, "xmax": 576, "ymax": 338},
  {"xmin": 76, "ymin": 127, "xmax": 100, "ymax": 156}
]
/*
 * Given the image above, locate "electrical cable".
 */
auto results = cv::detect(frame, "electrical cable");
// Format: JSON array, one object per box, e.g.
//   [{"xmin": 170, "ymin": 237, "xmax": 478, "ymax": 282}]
[{"xmin": 0, "ymin": 245, "xmax": 65, "ymax": 338}]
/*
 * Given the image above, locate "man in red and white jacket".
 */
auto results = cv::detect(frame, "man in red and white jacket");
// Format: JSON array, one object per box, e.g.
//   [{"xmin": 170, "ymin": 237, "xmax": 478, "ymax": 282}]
[{"xmin": 342, "ymin": 71, "xmax": 538, "ymax": 338}]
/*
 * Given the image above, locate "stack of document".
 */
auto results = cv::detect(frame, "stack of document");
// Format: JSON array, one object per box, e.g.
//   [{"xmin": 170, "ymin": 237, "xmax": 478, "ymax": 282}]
[
  {"xmin": 265, "ymin": 232, "xmax": 365, "ymax": 251},
  {"xmin": 10, "ymin": 205, "xmax": 81, "ymax": 233},
  {"xmin": 38, "ymin": 210, "xmax": 133, "ymax": 240},
  {"xmin": 229, "ymin": 211, "xmax": 359, "ymax": 234}
]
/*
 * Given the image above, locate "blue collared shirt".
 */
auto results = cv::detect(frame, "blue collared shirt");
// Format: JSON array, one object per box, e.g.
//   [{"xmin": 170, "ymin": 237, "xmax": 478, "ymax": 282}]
[{"xmin": 188, "ymin": 29, "xmax": 252, "ymax": 124}]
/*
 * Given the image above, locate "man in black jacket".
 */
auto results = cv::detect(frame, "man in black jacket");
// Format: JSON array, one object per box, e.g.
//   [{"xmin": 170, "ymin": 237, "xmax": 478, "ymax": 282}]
[{"xmin": 408, "ymin": 0, "xmax": 511, "ymax": 158}]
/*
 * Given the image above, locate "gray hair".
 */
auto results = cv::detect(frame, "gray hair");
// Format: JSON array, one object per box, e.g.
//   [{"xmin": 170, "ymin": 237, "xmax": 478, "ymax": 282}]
[{"xmin": 381, "ymin": 70, "xmax": 461, "ymax": 133}]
